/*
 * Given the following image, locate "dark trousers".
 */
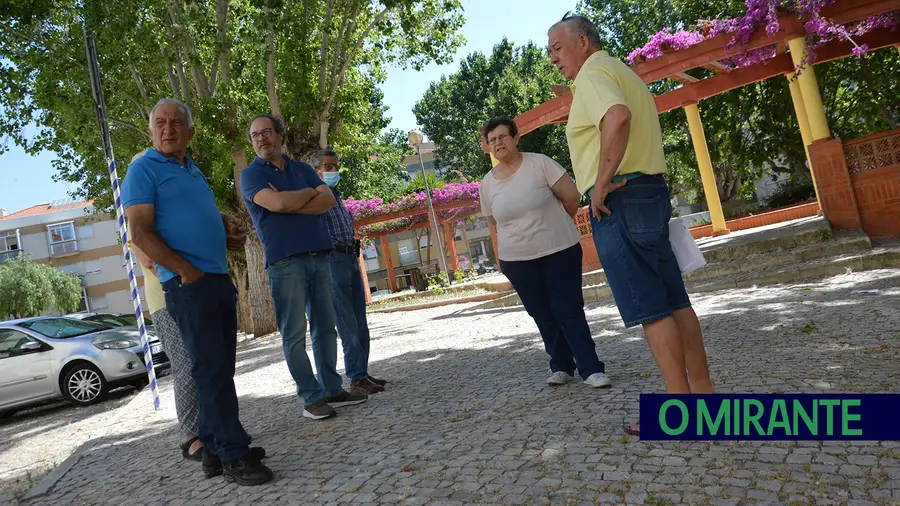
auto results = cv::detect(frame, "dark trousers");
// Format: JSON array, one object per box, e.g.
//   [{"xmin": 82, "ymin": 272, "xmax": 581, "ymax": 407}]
[
  {"xmin": 163, "ymin": 273, "xmax": 250, "ymax": 463},
  {"xmin": 500, "ymin": 244, "xmax": 604, "ymax": 379}
]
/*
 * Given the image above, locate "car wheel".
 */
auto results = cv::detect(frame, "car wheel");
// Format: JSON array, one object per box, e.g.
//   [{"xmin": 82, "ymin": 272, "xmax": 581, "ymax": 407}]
[{"xmin": 62, "ymin": 364, "xmax": 107, "ymax": 406}]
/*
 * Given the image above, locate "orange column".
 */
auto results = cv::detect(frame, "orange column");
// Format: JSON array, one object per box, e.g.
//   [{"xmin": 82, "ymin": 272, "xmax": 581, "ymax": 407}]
[
  {"xmin": 358, "ymin": 250, "xmax": 372, "ymax": 303},
  {"xmin": 443, "ymin": 222, "xmax": 460, "ymax": 273},
  {"xmin": 487, "ymin": 219, "xmax": 500, "ymax": 271},
  {"xmin": 379, "ymin": 235, "xmax": 397, "ymax": 293}
]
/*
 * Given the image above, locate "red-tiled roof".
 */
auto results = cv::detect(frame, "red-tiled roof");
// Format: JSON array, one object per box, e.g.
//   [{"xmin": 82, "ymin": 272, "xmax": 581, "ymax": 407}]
[{"xmin": 0, "ymin": 200, "xmax": 93, "ymax": 221}]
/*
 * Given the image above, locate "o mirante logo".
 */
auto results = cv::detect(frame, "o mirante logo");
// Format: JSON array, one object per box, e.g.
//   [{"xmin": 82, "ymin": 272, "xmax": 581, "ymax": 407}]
[{"xmin": 639, "ymin": 394, "xmax": 900, "ymax": 441}]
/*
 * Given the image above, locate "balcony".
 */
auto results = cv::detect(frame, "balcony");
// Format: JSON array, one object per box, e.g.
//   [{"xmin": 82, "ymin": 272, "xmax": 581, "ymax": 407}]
[{"xmin": 0, "ymin": 249, "xmax": 21, "ymax": 263}]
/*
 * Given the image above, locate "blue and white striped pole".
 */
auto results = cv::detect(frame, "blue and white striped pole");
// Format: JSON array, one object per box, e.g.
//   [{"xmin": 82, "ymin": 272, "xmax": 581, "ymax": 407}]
[{"xmin": 84, "ymin": 31, "xmax": 159, "ymax": 410}]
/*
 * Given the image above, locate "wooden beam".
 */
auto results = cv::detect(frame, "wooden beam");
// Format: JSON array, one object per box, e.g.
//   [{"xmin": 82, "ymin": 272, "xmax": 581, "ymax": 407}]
[
  {"xmin": 633, "ymin": 0, "xmax": 899, "ymax": 84},
  {"xmin": 380, "ymin": 235, "xmax": 397, "ymax": 293},
  {"xmin": 359, "ymin": 251, "xmax": 372, "ymax": 303},
  {"xmin": 443, "ymin": 222, "xmax": 460, "ymax": 273},
  {"xmin": 811, "ymin": 24, "xmax": 900, "ymax": 64},
  {"xmin": 359, "ymin": 207, "xmax": 481, "ymax": 239},
  {"xmin": 632, "ymin": 15, "xmax": 803, "ymax": 84},
  {"xmin": 487, "ymin": 219, "xmax": 500, "ymax": 271},
  {"xmin": 514, "ymin": 93, "xmax": 573, "ymax": 138},
  {"xmin": 655, "ymin": 54, "xmax": 795, "ymax": 113},
  {"xmin": 675, "ymin": 72, "xmax": 700, "ymax": 83}
]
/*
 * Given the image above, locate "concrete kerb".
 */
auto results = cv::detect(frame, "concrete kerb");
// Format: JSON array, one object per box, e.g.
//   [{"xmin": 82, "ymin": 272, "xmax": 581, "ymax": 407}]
[
  {"xmin": 19, "ymin": 383, "xmax": 164, "ymax": 502},
  {"xmin": 20, "ymin": 440, "xmax": 97, "ymax": 502}
]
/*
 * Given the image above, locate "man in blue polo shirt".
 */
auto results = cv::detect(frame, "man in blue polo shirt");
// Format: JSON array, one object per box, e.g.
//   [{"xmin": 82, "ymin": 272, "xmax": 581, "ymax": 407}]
[
  {"xmin": 240, "ymin": 114, "xmax": 367, "ymax": 421},
  {"xmin": 121, "ymin": 98, "xmax": 272, "ymax": 486}
]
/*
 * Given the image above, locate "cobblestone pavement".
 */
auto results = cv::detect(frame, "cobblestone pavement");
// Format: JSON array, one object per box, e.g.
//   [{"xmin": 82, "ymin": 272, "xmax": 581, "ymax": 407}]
[{"xmin": 14, "ymin": 269, "xmax": 900, "ymax": 505}]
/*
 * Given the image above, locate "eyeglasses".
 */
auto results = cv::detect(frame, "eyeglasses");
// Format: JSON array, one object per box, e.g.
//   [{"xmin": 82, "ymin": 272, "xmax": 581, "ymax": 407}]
[
  {"xmin": 487, "ymin": 134, "xmax": 512, "ymax": 145},
  {"xmin": 250, "ymin": 128, "xmax": 274, "ymax": 141},
  {"xmin": 323, "ymin": 163, "xmax": 339, "ymax": 170}
]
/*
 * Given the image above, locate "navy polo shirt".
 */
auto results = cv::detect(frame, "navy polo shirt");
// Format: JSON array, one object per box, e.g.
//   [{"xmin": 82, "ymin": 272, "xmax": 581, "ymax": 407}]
[
  {"xmin": 240, "ymin": 155, "xmax": 334, "ymax": 266},
  {"xmin": 120, "ymin": 148, "xmax": 227, "ymax": 282}
]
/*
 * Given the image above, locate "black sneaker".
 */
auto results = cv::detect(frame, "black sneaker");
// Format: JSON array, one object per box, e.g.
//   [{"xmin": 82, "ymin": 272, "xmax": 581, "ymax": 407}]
[
  {"xmin": 223, "ymin": 458, "xmax": 274, "ymax": 486},
  {"xmin": 324, "ymin": 390, "xmax": 368, "ymax": 408},
  {"xmin": 303, "ymin": 400, "xmax": 336, "ymax": 420},
  {"xmin": 202, "ymin": 447, "xmax": 267, "ymax": 478}
]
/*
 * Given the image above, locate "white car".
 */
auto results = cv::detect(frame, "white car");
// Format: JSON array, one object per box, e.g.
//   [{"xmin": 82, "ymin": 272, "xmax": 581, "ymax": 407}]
[{"xmin": 0, "ymin": 317, "xmax": 170, "ymax": 417}]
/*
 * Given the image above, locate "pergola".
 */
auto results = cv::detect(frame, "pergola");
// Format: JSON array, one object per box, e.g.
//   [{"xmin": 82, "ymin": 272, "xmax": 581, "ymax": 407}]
[
  {"xmin": 352, "ymin": 199, "xmax": 497, "ymax": 302},
  {"xmin": 493, "ymin": 0, "xmax": 900, "ymax": 236}
]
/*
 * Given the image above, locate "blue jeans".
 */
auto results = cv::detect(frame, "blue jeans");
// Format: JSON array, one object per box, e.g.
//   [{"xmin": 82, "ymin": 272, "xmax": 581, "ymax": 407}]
[
  {"xmin": 500, "ymin": 244, "xmax": 604, "ymax": 380},
  {"xmin": 328, "ymin": 251, "xmax": 370, "ymax": 382},
  {"xmin": 589, "ymin": 175, "xmax": 692, "ymax": 328},
  {"xmin": 267, "ymin": 254, "xmax": 343, "ymax": 405},
  {"xmin": 163, "ymin": 274, "xmax": 250, "ymax": 463}
]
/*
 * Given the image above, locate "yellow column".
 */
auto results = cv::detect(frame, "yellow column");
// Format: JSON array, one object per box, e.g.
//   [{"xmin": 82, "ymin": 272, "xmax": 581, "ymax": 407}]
[
  {"xmin": 786, "ymin": 73, "xmax": 822, "ymax": 209},
  {"xmin": 684, "ymin": 102, "xmax": 728, "ymax": 235},
  {"xmin": 788, "ymin": 36, "xmax": 830, "ymax": 140}
]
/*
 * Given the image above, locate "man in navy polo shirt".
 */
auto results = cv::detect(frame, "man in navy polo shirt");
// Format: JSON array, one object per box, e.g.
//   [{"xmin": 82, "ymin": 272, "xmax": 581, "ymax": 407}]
[
  {"xmin": 122, "ymin": 98, "xmax": 272, "ymax": 486},
  {"xmin": 240, "ymin": 114, "xmax": 367, "ymax": 421}
]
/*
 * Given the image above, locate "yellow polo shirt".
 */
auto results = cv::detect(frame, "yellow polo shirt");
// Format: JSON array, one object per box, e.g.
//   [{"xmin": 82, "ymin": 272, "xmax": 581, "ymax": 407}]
[
  {"xmin": 142, "ymin": 268, "xmax": 167, "ymax": 315},
  {"xmin": 566, "ymin": 50, "xmax": 667, "ymax": 195}
]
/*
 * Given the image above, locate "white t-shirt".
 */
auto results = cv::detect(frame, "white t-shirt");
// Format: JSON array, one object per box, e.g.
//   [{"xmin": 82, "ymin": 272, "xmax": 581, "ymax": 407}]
[{"xmin": 479, "ymin": 152, "xmax": 581, "ymax": 262}]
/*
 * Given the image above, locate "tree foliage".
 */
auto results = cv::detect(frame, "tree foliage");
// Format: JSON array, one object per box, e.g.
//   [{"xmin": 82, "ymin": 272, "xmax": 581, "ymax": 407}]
[
  {"xmin": 0, "ymin": 254, "xmax": 84, "ymax": 319},
  {"xmin": 413, "ymin": 38, "xmax": 572, "ymax": 181}
]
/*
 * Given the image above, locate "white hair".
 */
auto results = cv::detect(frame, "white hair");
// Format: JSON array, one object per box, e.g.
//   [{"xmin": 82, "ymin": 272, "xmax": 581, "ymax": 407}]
[{"xmin": 149, "ymin": 98, "xmax": 194, "ymax": 128}]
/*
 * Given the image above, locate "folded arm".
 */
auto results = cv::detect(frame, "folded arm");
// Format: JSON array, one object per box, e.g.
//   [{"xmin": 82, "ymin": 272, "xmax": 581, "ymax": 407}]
[
  {"xmin": 252, "ymin": 185, "xmax": 335, "ymax": 215},
  {"xmin": 550, "ymin": 174, "xmax": 582, "ymax": 218}
]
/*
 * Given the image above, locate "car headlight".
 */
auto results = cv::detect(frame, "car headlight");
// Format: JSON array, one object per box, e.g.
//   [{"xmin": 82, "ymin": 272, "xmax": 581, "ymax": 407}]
[{"xmin": 92, "ymin": 338, "xmax": 139, "ymax": 350}]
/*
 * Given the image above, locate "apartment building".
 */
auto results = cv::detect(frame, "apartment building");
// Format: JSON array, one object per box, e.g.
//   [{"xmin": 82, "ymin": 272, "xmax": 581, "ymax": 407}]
[{"xmin": 0, "ymin": 199, "xmax": 146, "ymax": 316}]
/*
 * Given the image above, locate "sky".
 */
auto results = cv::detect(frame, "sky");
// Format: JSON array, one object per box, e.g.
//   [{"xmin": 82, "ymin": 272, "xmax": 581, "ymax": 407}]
[{"xmin": 0, "ymin": 0, "xmax": 577, "ymax": 215}]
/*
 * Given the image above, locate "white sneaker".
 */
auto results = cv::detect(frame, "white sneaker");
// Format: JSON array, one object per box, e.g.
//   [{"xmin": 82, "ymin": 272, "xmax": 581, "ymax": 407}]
[
  {"xmin": 546, "ymin": 371, "xmax": 574, "ymax": 385},
  {"xmin": 584, "ymin": 372, "xmax": 612, "ymax": 388}
]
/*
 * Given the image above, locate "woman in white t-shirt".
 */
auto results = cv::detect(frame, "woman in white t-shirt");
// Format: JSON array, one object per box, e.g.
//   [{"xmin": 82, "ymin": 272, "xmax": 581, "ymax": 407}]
[{"xmin": 479, "ymin": 116, "xmax": 611, "ymax": 388}]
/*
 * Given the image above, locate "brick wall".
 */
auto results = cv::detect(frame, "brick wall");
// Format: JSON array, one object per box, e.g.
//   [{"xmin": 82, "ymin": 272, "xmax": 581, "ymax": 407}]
[
  {"xmin": 808, "ymin": 138, "xmax": 864, "ymax": 230},
  {"xmin": 844, "ymin": 129, "xmax": 900, "ymax": 237}
]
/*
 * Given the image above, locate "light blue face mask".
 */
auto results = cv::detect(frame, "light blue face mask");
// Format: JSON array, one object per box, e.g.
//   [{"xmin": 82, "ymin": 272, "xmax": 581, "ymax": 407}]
[{"xmin": 322, "ymin": 171, "xmax": 341, "ymax": 187}]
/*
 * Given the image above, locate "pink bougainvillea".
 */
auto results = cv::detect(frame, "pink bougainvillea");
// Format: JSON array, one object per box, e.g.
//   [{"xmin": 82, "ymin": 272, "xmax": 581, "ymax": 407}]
[
  {"xmin": 627, "ymin": 0, "xmax": 899, "ymax": 72},
  {"xmin": 345, "ymin": 182, "xmax": 481, "ymax": 237}
]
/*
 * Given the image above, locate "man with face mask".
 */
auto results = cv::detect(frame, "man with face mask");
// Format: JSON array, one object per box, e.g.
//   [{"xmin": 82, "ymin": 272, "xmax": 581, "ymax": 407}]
[{"xmin": 311, "ymin": 149, "xmax": 387, "ymax": 395}]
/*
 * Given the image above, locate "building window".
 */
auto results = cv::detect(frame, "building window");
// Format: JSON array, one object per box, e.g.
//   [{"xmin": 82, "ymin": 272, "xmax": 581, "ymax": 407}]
[
  {"xmin": 397, "ymin": 239, "xmax": 419, "ymax": 266},
  {"xmin": 84, "ymin": 260, "xmax": 102, "ymax": 275},
  {"xmin": 0, "ymin": 230, "xmax": 20, "ymax": 262},
  {"xmin": 76, "ymin": 224, "xmax": 94, "ymax": 240},
  {"xmin": 47, "ymin": 222, "xmax": 78, "ymax": 256},
  {"xmin": 89, "ymin": 294, "xmax": 108, "ymax": 310}
]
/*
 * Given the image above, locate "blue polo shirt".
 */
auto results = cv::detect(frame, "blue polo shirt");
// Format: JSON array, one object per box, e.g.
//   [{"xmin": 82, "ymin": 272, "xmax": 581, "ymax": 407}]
[
  {"xmin": 240, "ymin": 155, "xmax": 334, "ymax": 266},
  {"xmin": 120, "ymin": 148, "xmax": 227, "ymax": 283}
]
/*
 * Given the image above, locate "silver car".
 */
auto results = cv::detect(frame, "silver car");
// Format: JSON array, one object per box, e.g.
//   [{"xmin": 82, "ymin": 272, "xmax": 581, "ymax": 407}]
[{"xmin": 0, "ymin": 317, "xmax": 170, "ymax": 417}]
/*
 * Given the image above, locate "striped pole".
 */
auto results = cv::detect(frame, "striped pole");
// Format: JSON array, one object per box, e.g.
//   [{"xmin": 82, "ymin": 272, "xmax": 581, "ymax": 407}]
[{"xmin": 84, "ymin": 31, "xmax": 159, "ymax": 410}]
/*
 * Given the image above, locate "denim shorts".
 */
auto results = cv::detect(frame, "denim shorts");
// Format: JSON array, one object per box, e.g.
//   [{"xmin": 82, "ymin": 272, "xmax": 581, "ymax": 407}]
[{"xmin": 589, "ymin": 175, "xmax": 691, "ymax": 328}]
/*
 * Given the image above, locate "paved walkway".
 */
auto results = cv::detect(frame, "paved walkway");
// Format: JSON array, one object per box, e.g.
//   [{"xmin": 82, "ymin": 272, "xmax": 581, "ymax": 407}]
[{"xmin": 13, "ymin": 269, "xmax": 900, "ymax": 505}]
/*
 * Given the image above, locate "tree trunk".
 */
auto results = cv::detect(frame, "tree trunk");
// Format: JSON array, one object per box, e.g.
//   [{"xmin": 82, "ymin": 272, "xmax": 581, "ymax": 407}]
[
  {"xmin": 243, "ymin": 233, "xmax": 277, "ymax": 337},
  {"xmin": 228, "ymin": 254, "xmax": 252, "ymax": 333},
  {"xmin": 231, "ymin": 146, "xmax": 277, "ymax": 337}
]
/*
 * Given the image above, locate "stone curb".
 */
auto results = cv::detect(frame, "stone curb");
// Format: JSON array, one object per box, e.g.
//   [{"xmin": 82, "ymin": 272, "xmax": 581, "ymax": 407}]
[
  {"xmin": 20, "ymin": 440, "xmax": 96, "ymax": 503},
  {"xmin": 369, "ymin": 291, "xmax": 514, "ymax": 313}
]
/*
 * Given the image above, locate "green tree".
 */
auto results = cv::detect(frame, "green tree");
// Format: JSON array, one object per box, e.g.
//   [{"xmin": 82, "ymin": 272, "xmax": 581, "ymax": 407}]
[
  {"xmin": 0, "ymin": 0, "xmax": 464, "ymax": 334},
  {"xmin": 0, "ymin": 255, "xmax": 83, "ymax": 318},
  {"xmin": 413, "ymin": 38, "xmax": 572, "ymax": 181}
]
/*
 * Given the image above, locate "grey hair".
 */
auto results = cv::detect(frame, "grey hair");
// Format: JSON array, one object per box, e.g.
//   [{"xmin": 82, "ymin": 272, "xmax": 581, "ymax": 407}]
[
  {"xmin": 149, "ymin": 98, "xmax": 194, "ymax": 128},
  {"xmin": 310, "ymin": 149, "xmax": 337, "ymax": 170},
  {"xmin": 548, "ymin": 12, "xmax": 603, "ymax": 49},
  {"xmin": 246, "ymin": 113, "xmax": 285, "ymax": 143}
]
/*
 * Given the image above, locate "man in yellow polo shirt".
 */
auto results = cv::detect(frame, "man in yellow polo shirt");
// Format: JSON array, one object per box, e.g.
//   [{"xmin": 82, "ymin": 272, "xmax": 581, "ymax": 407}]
[{"xmin": 548, "ymin": 13, "xmax": 714, "ymax": 436}]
